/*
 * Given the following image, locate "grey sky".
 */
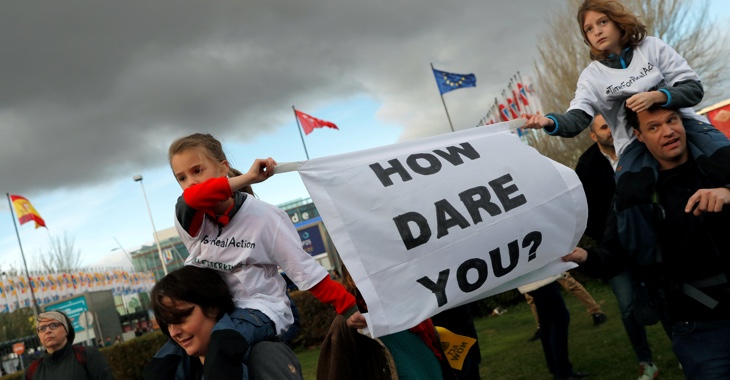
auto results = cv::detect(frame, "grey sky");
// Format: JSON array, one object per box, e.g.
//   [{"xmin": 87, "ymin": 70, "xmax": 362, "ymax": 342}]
[{"xmin": 0, "ymin": 0, "xmax": 570, "ymax": 196}]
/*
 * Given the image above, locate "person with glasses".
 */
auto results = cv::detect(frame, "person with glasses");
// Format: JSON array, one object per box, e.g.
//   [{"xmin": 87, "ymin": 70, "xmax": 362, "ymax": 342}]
[{"xmin": 25, "ymin": 310, "xmax": 113, "ymax": 380}]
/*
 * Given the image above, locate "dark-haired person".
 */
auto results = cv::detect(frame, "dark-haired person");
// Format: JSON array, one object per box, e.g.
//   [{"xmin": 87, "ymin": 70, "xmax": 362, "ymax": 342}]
[
  {"xmin": 564, "ymin": 104, "xmax": 730, "ymax": 379},
  {"xmin": 25, "ymin": 310, "xmax": 113, "ymax": 380},
  {"xmin": 318, "ymin": 265, "xmax": 457, "ymax": 380},
  {"xmin": 143, "ymin": 265, "xmax": 303, "ymax": 380}
]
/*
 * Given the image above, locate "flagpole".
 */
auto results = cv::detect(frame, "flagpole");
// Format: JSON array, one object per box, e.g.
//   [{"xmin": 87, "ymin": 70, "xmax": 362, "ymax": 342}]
[
  {"xmin": 430, "ymin": 63, "xmax": 455, "ymax": 133},
  {"xmin": 292, "ymin": 106, "xmax": 310, "ymax": 160},
  {"xmin": 6, "ymin": 193, "xmax": 41, "ymax": 318}
]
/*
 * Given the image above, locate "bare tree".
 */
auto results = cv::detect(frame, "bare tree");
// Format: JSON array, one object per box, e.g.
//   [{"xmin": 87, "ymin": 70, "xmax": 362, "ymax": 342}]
[
  {"xmin": 529, "ymin": 0, "xmax": 727, "ymax": 168},
  {"xmin": 39, "ymin": 232, "xmax": 84, "ymax": 273}
]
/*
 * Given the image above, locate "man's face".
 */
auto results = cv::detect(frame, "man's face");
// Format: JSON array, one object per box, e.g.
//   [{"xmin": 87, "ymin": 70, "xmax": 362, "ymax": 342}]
[
  {"xmin": 37, "ymin": 318, "xmax": 68, "ymax": 353},
  {"xmin": 590, "ymin": 114, "xmax": 613, "ymax": 149},
  {"xmin": 633, "ymin": 109, "xmax": 687, "ymax": 170}
]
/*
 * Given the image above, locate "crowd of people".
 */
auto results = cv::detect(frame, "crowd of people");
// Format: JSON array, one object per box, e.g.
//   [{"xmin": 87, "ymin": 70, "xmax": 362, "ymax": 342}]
[{"xmin": 21, "ymin": 0, "xmax": 729, "ymax": 379}]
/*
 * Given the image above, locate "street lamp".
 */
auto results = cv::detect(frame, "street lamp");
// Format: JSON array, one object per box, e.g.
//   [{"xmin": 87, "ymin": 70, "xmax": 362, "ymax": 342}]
[{"xmin": 133, "ymin": 175, "xmax": 168, "ymax": 277}]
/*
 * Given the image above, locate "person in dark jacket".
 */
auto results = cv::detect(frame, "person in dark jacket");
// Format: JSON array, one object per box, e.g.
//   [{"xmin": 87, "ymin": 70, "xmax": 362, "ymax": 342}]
[
  {"xmin": 25, "ymin": 310, "xmax": 113, "ymax": 380},
  {"xmin": 575, "ymin": 114, "xmax": 617, "ymax": 241},
  {"xmin": 564, "ymin": 104, "xmax": 730, "ymax": 380},
  {"xmin": 431, "ymin": 304, "xmax": 482, "ymax": 380},
  {"xmin": 575, "ymin": 114, "xmax": 662, "ymax": 380}
]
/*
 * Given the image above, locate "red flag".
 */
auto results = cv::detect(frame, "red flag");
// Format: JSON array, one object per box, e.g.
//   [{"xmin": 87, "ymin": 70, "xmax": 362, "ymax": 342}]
[
  {"xmin": 517, "ymin": 83, "xmax": 530, "ymax": 106},
  {"xmin": 699, "ymin": 99, "xmax": 730, "ymax": 139},
  {"xmin": 512, "ymin": 89, "xmax": 521, "ymax": 113},
  {"xmin": 506, "ymin": 98, "xmax": 519, "ymax": 119},
  {"xmin": 295, "ymin": 110, "xmax": 339, "ymax": 135},
  {"xmin": 10, "ymin": 195, "xmax": 46, "ymax": 228},
  {"xmin": 498, "ymin": 104, "xmax": 511, "ymax": 121}
]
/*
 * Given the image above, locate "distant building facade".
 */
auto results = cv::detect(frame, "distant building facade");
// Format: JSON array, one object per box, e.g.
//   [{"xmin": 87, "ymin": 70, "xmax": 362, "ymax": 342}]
[
  {"xmin": 281, "ymin": 198, "xmax": 342, "ymax": 273},
  {"xmin": 130, "ymin": 228, "xmax": 189, "ymax": 281}
]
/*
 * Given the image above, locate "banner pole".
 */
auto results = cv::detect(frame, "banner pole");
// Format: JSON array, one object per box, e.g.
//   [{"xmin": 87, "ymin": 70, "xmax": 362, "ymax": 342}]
[
  {"xmin": 292, "ymin": 106, "xmax": 310, "ymax": 160},
  {"xmin": 431, "ymin": 63, "xmax": 455, "ymax": 133},
  {"xmin": 6, "ymin": 193, "xmax": 41, "ymax": 318}
]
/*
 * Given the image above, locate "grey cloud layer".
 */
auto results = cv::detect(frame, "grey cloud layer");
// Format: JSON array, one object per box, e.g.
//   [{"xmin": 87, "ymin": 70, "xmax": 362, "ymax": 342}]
[{"xmin": 0, "ymin": 0, "xmax": 563, "ymax": 194}]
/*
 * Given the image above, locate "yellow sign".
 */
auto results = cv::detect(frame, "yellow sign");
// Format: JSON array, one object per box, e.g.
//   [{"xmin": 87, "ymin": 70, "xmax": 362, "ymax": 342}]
[{"xmin": 436, "ymin": 326, "xmax": 476, "ymax": 370}]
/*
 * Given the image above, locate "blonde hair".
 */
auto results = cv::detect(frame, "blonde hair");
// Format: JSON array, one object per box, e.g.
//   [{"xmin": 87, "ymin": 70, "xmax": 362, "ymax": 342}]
[
  {"xmin": 168, "ymin": 133, "xmax": 254, "ymax": 195},
  {"xmin": 577, "ymin": 0, "xmax": 647, "ymax": 60}
]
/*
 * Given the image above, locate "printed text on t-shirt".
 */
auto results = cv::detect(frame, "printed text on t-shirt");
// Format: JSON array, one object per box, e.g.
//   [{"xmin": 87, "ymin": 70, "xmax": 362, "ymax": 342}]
[
  {"xmin": 605, "ymin": 62, "xmax": 654, "ymax": 95},
  {"xmin": 201, "ymin": 235, "xmax": 256, "ymax": 249},
  {"xmin": 192, "ymin": 257, "xmax": 245, "ymax": 271}
]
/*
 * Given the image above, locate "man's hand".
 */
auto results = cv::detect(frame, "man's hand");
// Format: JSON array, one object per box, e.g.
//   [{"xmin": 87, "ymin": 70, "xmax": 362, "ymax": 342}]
[
  {"xmin": 685, "ymin": 187, "xmax": 730, "ymax": 215},
  {"xmin": 562, "ymin": 247, "xmax": 588, "ymax": 264},
  {"xmin": 346, "ymin": 311, "xmax": 367, "ymax": 329}
]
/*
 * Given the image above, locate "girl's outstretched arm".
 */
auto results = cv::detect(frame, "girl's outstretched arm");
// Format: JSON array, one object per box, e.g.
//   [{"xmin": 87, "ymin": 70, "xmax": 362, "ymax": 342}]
[
  {"xmin": 522, "ymin": 109, "xmax": 592, "ymax": 137},
  {"xmin": 229, "ymin": 157, "xmax": 277, "ymax": 191}
]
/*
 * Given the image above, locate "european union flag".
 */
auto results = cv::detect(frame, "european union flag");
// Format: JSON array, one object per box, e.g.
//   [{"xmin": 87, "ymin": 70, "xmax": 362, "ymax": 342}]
[{"xmin": 432, "ymin": 68, "xmax": 477, "ymax": 95}]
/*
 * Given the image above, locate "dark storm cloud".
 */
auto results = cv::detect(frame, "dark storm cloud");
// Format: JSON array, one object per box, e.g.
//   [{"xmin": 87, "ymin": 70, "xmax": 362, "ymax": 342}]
[{"xmin": 0, "ymin": 0, "xmax": 564, "ymax": 194}]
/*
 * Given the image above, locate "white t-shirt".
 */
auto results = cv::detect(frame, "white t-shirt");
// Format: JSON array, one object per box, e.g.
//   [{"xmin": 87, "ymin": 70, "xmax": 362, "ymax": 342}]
[
  {"xmin": 568, "ymin": 36, "xmax": 708, "ymax": 156},
  {"xmin": 176, "ymin": 196, "xmax": 329, "ymax": 335}
]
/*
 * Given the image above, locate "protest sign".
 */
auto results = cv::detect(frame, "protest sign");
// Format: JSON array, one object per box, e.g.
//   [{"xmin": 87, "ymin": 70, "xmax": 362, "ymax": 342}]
[{"xmin": 282, "ymin": 121, "xmax": 586, "ymax": 337}]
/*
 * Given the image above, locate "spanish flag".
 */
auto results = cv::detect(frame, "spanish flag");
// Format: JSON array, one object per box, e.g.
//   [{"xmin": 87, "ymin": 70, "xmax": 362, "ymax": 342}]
[{"xmin": 10, "ymin": 195, "xmax": 46, "ymax": 228}]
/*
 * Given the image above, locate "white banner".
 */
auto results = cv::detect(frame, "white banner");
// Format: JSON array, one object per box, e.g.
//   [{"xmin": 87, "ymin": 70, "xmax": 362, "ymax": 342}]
[{"xmin": 289, "ymin": 122, "xmax": 586, "ymax": 337}]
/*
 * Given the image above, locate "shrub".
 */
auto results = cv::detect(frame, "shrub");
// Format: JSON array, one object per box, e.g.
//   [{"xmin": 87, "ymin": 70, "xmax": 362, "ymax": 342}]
[
  {"xmin": 103, "ymin": 331, "xmax": 169, "ymax": 380},
  {"xmin": 289, "ymin": 290, "xmax": 337, "ymax": 348}
]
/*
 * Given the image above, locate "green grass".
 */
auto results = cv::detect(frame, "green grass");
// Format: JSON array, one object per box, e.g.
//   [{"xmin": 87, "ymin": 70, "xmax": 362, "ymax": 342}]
[
  {"xmin": 294, "ymin": 345, "xmax": 321, "ymax": 379},
  {"xmin": 296, "ymin": 282, "xmax": 685, "ymax": 379}
]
